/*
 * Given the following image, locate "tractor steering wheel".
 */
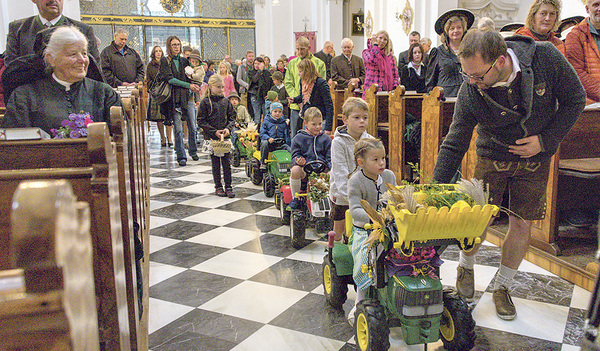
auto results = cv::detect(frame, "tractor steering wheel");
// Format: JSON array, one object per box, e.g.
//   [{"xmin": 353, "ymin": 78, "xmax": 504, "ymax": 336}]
[
  {"xmin": 272, "ymin": 138, "xmax": 287, "ymax": 149},
  {"xmin": 303, "ymin": 159, "xmax": 328, "ymax": 175}
]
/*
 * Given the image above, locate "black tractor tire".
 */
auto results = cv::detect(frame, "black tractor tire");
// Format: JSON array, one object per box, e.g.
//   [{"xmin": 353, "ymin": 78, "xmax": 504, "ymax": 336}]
[
  {"xmin": 440, "ymin": 289, "xmax": 476, "ymax": 351},
  {"xmin": 250, "ymin": 159, "xmax": 263, "ymax": 185},
  {"xmin": 263, "ymin": 173, "xmax": 276, "ymax": 198},
  {"xmin": 231, "ymin": 147, "xmax": 241, "ymax": 167},
  {"xmin": 245, "ymin": 160, "xmax": 252, "ymax": 178},
  {"xmin": 316, "ymin": 217, "xmax": 333, "ymax": 233},
  {"xmin": 279, "ymin": 193, "xmax": 291, "ymax": 225},
  {"xmin": 322, "ymin": 254, "xmax": 348, "ymax": 308},
  {"xmin": 354, "ymin": 299, "xmax": 390, "ymax": 351},
  {"xmin": 290, "ymin": 210, "xmax": 306, "ymax": 248}
]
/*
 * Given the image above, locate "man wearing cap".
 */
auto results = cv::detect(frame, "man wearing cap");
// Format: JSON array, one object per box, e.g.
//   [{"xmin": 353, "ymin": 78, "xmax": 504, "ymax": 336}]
[
  {"xmin": 566, "ymin": 0, "xmax": 600, "ymax": 104},
  {"xmin": 331, "ymin": 38, "xmax": 365, "ymax": 89},
  {"xmin": 433, "ymin": 28, "xmax": 585, "ymax": 320},
  {"xmin": 5, "ymin": 0, "xmax": 99, "ymax": 66},
  {"xmin": 285, "ymin": 36, "xmax": 326, "ymax": 137},
  {"xmin": 100, "ymin": 28, "xmax": 145, "ymax": 88}
]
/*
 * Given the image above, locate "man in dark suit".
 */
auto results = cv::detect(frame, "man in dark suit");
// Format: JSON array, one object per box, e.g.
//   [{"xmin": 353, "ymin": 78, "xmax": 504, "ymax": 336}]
[
  {"xmin": 314, "ymin": 41, "xmax": 335, "ymax": 81},
  {"xmin": 397, "ymin": 31, "xmax": 421, "ymax": 73},
  {"xmin": 5, "ymin": 0, "xmax": 99, "ymax": 66},
  {"xmin": 330, "ymin": 38, "xmax": 365, "ymax": 89}
]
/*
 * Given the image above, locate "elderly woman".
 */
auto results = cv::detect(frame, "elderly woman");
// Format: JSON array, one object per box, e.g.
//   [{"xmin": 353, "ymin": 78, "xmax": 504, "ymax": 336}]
[
  {"xmin": 1, "ymin": 26, "xmax": 119, "ymax": 133},
  {"xmin": 515, "ymin": 0, "xmax": 565, "ymax": 54},
  {"xmin": 158, "ymin": 35, "xmax": 201, "ymax": 167},
  {"xmin": 362, "ymin": 30, "xmax": 399, "ymax": 96},
  {"xmin": 426, "ymin": 9, "xmax": 474, "ymax": 97}
]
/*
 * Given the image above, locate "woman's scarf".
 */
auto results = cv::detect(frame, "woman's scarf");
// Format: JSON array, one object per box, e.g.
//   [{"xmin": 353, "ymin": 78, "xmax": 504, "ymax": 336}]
[
  {"xmin": 301, "ymin": 79, "xmax": 314, "ymax": 105},
  {"xmin": 374, "ymin": 46, "xmax": 394, "ymax": 91}
]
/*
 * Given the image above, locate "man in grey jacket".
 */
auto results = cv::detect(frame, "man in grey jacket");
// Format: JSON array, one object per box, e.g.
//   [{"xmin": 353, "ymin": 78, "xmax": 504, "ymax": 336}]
[{"xmin": 433, "ymin": 29, "xmax": 585, "ymax": 320}]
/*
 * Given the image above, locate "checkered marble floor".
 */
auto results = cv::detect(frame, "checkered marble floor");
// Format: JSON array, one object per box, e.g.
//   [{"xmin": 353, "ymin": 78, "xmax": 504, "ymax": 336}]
[{"xmin": 145, "ymin": 128, "xmax": 591, "ymax": 351}]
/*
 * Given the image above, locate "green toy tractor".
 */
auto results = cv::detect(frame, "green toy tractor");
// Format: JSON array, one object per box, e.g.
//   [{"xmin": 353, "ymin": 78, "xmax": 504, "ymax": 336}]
[
  {"xmin": 246, "ymin": 138, "xmax": 292, "ymax": 195},
  {"xmin": 232, "ymin": 127, "xmax": 259, "ymax": 168},
  {"xmin": 322, "ymin": 183, "xmax": 499, "ymax": 351}
]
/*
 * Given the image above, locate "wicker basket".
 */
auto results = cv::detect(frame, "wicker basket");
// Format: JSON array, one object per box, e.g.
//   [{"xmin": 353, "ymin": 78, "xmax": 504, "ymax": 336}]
[{"xmin": 211, "ymin": 134, "xmax": 232, "ymax": 157}]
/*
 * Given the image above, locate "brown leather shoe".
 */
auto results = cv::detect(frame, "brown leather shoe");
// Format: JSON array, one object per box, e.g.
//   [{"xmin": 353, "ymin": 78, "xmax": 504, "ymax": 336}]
[
  {"xmin": 456, "ymin": 266, "xmax": 475, "ymax": 299},
  {"xmin": 493, "ymin": 285, "xmax": 516, "ymax": 320}
]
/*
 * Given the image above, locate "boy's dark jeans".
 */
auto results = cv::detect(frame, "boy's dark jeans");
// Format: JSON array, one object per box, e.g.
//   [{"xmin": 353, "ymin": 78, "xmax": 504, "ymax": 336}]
[{"xmin": 211, "ymin": 153, "xmax": 232, "ymax": 189}]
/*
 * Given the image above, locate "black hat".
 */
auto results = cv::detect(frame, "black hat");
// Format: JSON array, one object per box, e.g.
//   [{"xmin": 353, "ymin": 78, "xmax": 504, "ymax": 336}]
[
  {"xmin": 500, "ymin": 22, "xmax": 524, "ymax": 33},
  {"xmin": 435, "ymin": 9, "xmax": 475, "ymax": 35}
]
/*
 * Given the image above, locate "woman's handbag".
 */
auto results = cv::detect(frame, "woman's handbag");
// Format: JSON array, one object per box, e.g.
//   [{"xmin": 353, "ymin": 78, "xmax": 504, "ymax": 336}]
[{"xmin": 150, "ymin": 80, "xmax": 171, "ymax": 104}]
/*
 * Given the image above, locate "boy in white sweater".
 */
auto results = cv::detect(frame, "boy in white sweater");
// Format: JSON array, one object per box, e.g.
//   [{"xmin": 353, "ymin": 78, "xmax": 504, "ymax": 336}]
[{"xmin": 329, "ymin": 98, "xmax": 373, "ymax": 241}]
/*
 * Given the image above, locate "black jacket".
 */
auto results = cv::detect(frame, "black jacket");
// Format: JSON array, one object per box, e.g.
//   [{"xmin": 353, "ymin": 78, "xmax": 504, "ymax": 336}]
[
  {"xmin": 197, "ymin": 94, "xmax": 236, "ymax": 140},
  {"xmin": 400, "ymin": 64, "xmax": 427, "ymax": 93},
  {"xmin": 249, "ymin": 68, "xmax": 272, "ymax": 100},
  {"xmin": 100, "ymin": 41, "xmax": 145, "ymax": 88},
  {"xmin": 5, "ymin": 15, "xmax": 99, "ymax": 66},
  {"xmin": 314, "ymin": 50, "xmax": 333, "ymax": 80},
  {"xmin": 292, "ymin": 77, "xmax": 334, "ymax": 131},
  {"xmin": 158, "ymin": 55, "xmax": 192, "ymax": 116}
]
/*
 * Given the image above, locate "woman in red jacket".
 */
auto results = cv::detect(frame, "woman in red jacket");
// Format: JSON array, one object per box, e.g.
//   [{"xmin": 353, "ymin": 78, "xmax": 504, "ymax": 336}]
[{"xmin": 514, "ymin": 0, "xmax": 565, "ymax": 55}]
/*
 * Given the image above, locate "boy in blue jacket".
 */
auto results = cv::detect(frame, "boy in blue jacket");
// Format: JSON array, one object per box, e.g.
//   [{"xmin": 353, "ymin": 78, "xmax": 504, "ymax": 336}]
[
  {"xmin": 260, "ymin": 102, "xmax": 291, "ymax": 168},
  {"xmin": 288, "ymin": 107, "xmax": 332, "ymax": 210}
]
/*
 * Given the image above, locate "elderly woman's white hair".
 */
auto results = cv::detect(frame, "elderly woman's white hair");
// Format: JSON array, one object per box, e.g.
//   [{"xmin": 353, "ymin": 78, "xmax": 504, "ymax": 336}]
[{"xmin": 44, "ymin": 26, "xmax": 88, "ymax": 68}]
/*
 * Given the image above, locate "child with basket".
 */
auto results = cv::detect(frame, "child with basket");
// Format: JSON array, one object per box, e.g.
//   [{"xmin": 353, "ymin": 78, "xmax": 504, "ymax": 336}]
[{"xmin": 197, "ymin": 75, "xmax": 236, "ymax": 198}]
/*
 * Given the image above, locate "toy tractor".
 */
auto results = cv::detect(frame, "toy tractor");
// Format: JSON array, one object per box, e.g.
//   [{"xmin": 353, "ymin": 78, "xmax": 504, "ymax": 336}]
[
  {"xmin": 232, "ymin": 123, "xmax": 259, "ymax": 168},
  {"xmin": 246, "ymin": 138, "xmax": 292, "ymax": 190},
  {"xmin": 322, "ymin": 182, "xmax": 499, "ymax": 351},
  {"xmin": 281, "ymin": 160, "xmax": 333, "ymax": 248}
]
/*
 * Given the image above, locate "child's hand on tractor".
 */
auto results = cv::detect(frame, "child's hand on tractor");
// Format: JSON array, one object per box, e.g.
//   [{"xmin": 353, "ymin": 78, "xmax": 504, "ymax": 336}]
[
  {"xmin": 268, "ymin": 138, "xmax": 274, "ymax": 143},
  {"xmin": 295, "ymin": 157, "xmax": 306, "ymax": 166}
]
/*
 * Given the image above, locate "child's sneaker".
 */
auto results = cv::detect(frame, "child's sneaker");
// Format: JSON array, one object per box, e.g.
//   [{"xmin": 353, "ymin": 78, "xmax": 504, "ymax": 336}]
[
  {"xmin": 287, "ymin": 198, "xmax": 303, "ymax": 211},
  {"xmin": 215, "ymin": 188, "xmax": 227, "ymax": 197},
  {"xmin": 225, "ymin": 188, "xmax": 235, "ymax": 198}
]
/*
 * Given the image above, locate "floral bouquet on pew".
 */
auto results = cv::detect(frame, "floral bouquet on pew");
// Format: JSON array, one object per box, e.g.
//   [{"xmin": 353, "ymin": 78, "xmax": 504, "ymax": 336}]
[{"xmin": 50, "ymin": 112, "xmax": 94, "ymax": 139}]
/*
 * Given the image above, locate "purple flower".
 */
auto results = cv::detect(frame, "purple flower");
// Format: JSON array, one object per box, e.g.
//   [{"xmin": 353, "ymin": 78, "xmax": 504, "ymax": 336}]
[
  {"xmin": 70, "ymin": 130, "xmax": 81, "ymax": 138},
  {"xmin": 68, "ymin": 121, "xmax": 77, "ymax": 129},
  {"xmin": 74, "ymin": 118, "xmax": 84, "ymax": 128},
  {"xmin": 80, "ymin": 128, "xmax": 88, "ymax": 137},
  {"xmin": 61, "ymin": 119, "xmax": 70, "ymax": 127},
  {"xmin": 68, "ymin": 113, "xmax": 77, "ymax": 121}
]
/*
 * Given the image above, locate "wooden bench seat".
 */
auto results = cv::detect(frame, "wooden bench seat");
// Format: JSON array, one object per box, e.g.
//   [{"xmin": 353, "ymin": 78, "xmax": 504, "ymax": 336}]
[
  {"xmin": 0, "ymin": 180, "xmax": 99, "ymax": 351},
  {"xmin": 0, "ymin": 123, "xmax": 131, "ymax": 350}
]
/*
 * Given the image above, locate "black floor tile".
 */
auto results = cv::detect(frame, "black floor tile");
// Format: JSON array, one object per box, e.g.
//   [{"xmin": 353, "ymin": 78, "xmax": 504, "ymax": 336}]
[
  {"xmin": 226, "ymin": 214, "xmax": 284, "ymax": 233},
  {"xmin": 150, "ymin": 204, "xmax": 210, "ymax": 220},
  {"xmin": 249, "ymin": 257, "xmax": 322, "ymax": 291},
  {"xmin": 216, "ymin": 199, "xmax": 275, "ymax": 214},
  {"xmin": 150, "ymin": 191, "xmax": 203, "ymax": 203},
  {"xmin": 150, "ymin": 220, "xmax": 218, "ymax": 240},
  {"xmin": 149, "ymin": 241, "xmax": 227, "ymax": 268}
]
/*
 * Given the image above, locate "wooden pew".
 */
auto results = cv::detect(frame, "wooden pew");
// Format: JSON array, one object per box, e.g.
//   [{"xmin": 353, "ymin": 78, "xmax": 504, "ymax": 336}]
[
  {"xmin": 0, "ymin": 123, "xmax": 131, "ymax": 350},
  {"xmin": 364, "ymin": 84, "xmax": 390, "ymax": 139},
  {"xmin": 386, "ymin": 86, "xmax": 426, "ymax": 180},
  {"xmin": 122, "ymin": 91, "xmax": 150, "ymax": 350},
  {"xmin": 329, "ymin": 80, "xmax": 344, "ymax": 131},
  {"xmin": 525, "ymin": 105, "xmax": 600, "ymax": 255},
  {"xmin": 0, "ymin": 180, "xmax": 99, "ymax": 351},
  {"xmin": 419, "ymin": 87, "xmax": 457, "ymax": 182}
]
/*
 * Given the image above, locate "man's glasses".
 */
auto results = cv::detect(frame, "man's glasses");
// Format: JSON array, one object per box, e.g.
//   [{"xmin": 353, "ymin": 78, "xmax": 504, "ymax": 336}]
[{"xmin": 460, "ymin": 57, "xmax": 499, "ymax": 82}]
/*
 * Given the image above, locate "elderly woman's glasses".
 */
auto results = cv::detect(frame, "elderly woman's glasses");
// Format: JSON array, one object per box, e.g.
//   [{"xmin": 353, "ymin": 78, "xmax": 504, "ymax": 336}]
[{"xmin": 460, "ymin": 57, "xmax": 499, "ymax": 82}]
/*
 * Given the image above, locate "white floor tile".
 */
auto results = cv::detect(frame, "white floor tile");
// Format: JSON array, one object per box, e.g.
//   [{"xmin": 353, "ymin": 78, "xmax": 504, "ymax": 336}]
[
  {"xmin": 440, "ymin": 261, "xmax": 498, "ymax": 292},
  {"xmin": 191, "ymin": 249, "xmax": 281, "ymax": 279},
  {"xmin": 178, "ymin": 165, "xmax": 212, "ymax": 173},
  {"xmin": 562, "ymin": 344, "xmax": 583, "ymax": 351},
  {"xmin": 201, "ymin": 281, "xmax": 308, "ymax": 324},
  {"xmin": 472, "ymin": 292, "xmax": 570, "ymax": 343},
  {"xmin": 255, "ymin": 207, "xmax": 281, "ymax": 218},
  {"xmin": 571, "ymin": 285, "xmax": 592, "ymax": 310},
  {"xmin": 176, "ymin": 173, "xmax": 214, "ymax": 182},
  {"xmin": 184, "ymin": 208, "xmax": 251, "ymax": 226},
  {"xmin": 518, "ymin": 259, "xmax": 557, "ymax": 277},
  {"xmin": 235, "ymin": 181, "xmax": 263, "ymax": 190},
  {"xmin": 186, "ymin": 227, "xmax": 262, "ymax": 248},
  {"xmin": 149, "ymin": 216, "xmax": 177, "ymax": 230},
  {"xmin": 176, "ymin": 182, "xmax": 220, "ymax": 194},
  {"xmin": 243, "ymin": 191, "xmax": 275, "ymax": 203},
  {"xmin": 148, "ymin": 298, "xmax": 194, "ymax": 334},
  {"xmin": 149, "ymin": 176, "xmax": 168, "ymax": 184},
  {"xmin": 149, "ymin": 187, "xmax": 170, "ymax": 196},
  {"xmin": 149, "ymin": 200, "xmax": 173, "ymax": 211},
  {"xmin": 149, "ymin": 262, "xmax": 187, "ymax": 286},
  {"xmin": 149, "ymin": 235, "xmax": 181, "ymax": 254},
  {"xmin": 230, "ymin": 324, "xmax": 345, "ymax": 351},
  {"xmin": 179, "ymin": 195, "xmax": 239, "ymax": 208},
  {"xmin": 268, "ymin": 225, "xmax": 291, "ymax": 236},
  {"xmin": 287, "ymin": 241, "xmax": 328, "ymax": 264}
]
